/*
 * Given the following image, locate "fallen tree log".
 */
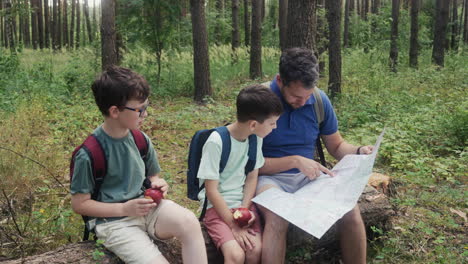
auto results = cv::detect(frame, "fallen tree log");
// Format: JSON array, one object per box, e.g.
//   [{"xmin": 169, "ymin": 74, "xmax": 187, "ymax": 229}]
[{"xmin": 2, "ymin": 184, "xmax": 394, "ymax": 264}]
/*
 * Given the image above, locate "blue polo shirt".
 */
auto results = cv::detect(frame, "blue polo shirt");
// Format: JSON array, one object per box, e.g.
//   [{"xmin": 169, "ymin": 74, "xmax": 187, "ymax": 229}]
[{"xmin": 262, "ymin": 78, "xmax": 338, "ymax": 173}]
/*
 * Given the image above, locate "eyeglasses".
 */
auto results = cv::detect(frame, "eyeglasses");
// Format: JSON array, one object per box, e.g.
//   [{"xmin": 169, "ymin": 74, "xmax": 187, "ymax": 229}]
[{"xmin": 124, "ymin": 105, "xmax": 148, "ymax": 117}]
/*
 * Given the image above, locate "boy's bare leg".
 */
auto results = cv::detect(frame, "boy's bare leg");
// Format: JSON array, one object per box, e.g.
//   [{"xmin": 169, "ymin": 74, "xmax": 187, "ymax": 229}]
[
  {"xmin": 245, "ymin": 232, "xmax": 262, "ymax": 264},
  {"xmin": 338, "ymin": 205, "xmax": 367, "ymax": 264},
  {"xmin": 221, "ymin": 240, "xmax": 245, "ymax": 264},
  {"xmin": 154, "ymin": 202, "xmax": 207, "ymax": 264}
]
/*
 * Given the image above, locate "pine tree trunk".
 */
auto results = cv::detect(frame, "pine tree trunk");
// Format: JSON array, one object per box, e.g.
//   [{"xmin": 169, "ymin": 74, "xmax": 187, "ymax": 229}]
[
  {"xmin": 350, "ymin": 0, "xmax": 354, "ymax": 12},
  {"xmin": 243, "ymin": 0, "xmax": 250, "ymax": 46},
  {"xmin": 326, "ymin": 0, "xmax": 342, "ymax": 97},
  {"xmin": 343, "ymin": 0, "xmax": 350, "ymax": 48},
  {"xmin": 84, "ymin": 0, "xmax": 92, "ymax": 42},
  {"xmin": 214, "ymin": 0, "xmax": 224, "ymax": 45},
  {"xmin": 451, "ymin": 0, "xmax": 459, "ymax": 50},
  {"xmin": 389, "ymin": 0, "xmax": 399, "ymax": 72},
  {"xmin": 250, "ymin": 0, "xmax": 262, "ymax": 79},
  {"xmin": 279, "ymin": 0, "xmax": 288, "ymax": 51},
  {"xmin": 101, "ymin": 0, "xmax": 117, "ymax": 70},
  {"xmin": 76, "ymin": 0, "xmax": 81, "ymax": 48},
  {"xmin": 363, "ymin": 0, "xmax": 368, "ymax": 20},
  {"xmin": 464, "ymin": 0, "xmax": 468, "ymax": 44},
  {"xmin": 70, "ymin": 0, "xmax": 75, "ymax": 48},
  {"xmin": 5, "ymin": 0, "xmax": 15, "ymax": 50},
  {"xmin": 432, "ymin": 0, "xmax": 450, "ymax": 67},
  {"xmin": 57, "ymin": 0, "xmax": 61, "ymax": 49},
  {"xmin": 63, "ymin": 0, "xmax": 68, "ymax": 48},
  {"xmin": 37, "ymin": 0, "xmax": 44, "ymax": 49},
  {"xmin": 52, "ymin": 0, "xmax": 57, "ymax": 50},
  {"xmin": 23, "ymin": 0, "xmax": 31, "ymax": 47},
  {"xmin": 357, "ymin": 0, "xmax": 361, "ymax": 17},
  {"xmin": 286, "ymin": 0, "xmax": 316, "ymax": 51},
  {"xmin": 44, "ymin": 0, "xmax": 50, "ymax": 48},
  {"xmin": 190, "ymin": 0, "xmax": 212, "ymax": 103},
  {"xmin": 231, "ymin": 0, "xmax": 240, "ymax": 50},
  {"xmin": 409, "ymin": 0, "xmax": 419, "ymax": 68},
  {"xmin": 31, "ymin": 0, "xmax": 38, "ymax": 49}
]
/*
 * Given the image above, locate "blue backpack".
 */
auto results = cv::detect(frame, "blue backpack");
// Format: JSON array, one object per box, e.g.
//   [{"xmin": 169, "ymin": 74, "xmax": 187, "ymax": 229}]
[{"xmin": 187, "ymin": 126, "xmax": 257, "ymax": 220}]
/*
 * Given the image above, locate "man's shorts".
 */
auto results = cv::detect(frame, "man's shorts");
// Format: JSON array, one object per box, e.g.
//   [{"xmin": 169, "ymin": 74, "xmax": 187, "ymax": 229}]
[
  {"xmin": 95, "ymin": 200, "xmax": 175, "ymax": 264},
  {"xmin": 203, "ymin": 204, "xmax": 262, "ymax": 249},
  {"xmin": 257, "ymin": 172, "xmax": 312, "ymax": 193}
]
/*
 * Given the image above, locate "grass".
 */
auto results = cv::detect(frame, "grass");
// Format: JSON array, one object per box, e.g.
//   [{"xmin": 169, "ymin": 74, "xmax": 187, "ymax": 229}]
[{"xmin": 0, "ymin": 44, "xmax": 467, "ymax": 263}]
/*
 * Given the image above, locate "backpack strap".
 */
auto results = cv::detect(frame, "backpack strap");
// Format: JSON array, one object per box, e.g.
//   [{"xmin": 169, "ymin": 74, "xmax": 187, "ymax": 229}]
[
  {"xmin": 312, "ymin": 88, "xmax": 327, "ymax": 167},
  {"xmin": 245, "ymin": 135, "xmax": 257, "ymax": 175},
  {"xmin": 130, "ymin": 129, "xmax": 151, "ymax": 189},
  {"xmin": 214, "ymin": 126, "xmax": 231, "ymax": 173}
]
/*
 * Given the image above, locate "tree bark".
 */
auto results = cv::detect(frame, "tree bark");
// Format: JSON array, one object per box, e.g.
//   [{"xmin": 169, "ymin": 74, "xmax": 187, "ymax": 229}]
[
  {"xmin": 63, "ymin": 0, "xmax": 69, "ymax": 48},
  {"xmin": 31, "ymin": 0, "xmax": 38, "ymax": 49},
  {"xmin": 190, "ymin": 0, "xmax": 212, "ymax": 103},
  {"xmin": 44, "ymin": 0, "xmax": 50, "ymax": 48},
  {"xmin": 286, "ymin": 0, "xmax": 317, "ymax": 51},
  {"xmin": 37, "ymin": 0, "xmax": 44, "ymax": 49},
  {"xmin": 363, "ymin": 0, "xmax": 368, "ymax": 20},
  {"xmin": 101, "ymin": 0, "xmax": 118, "ymax": 70},
  {"xmin": 409, "ymin": 0, "xmax": 419, "ymax": 68},
  {"xmin": 389, "ymin": 0, "xmax": 399, "ymax": 72},
  {"xmin": 279, "ymin": 0, "xmax": 288, "ymax": 51},
  {"xmin": 231, "ymin": 0, "xmax": 240, "ymax": 50},
  {"xmin": 214, "ymin": 0, "xmax": 224, "ymax": 45},
  {"xmin": 4, "ymin": 0, "xmax": 14, "ymax": 50},
  {"xmin": 57, "ymin": 0, "xmax": 61, "ymax": 49},
  {"xmin": 343, "ymin": 0, "xmax": 351, "ymax": 48},
  {"xmin": 84, "ymin": 0, "xmax": 92, "ymax": 42},
  {"xmin": 243, "ymin": 0, "xmax": 250, "ymax": 46},
  {"xmin": 76, "ymin": 0, "xmax": 81, "ymax": 48},
  {"xmin": 52, "ymin": 0, "xmax": 57, "ymax": 50},
  {"xmin": 326, "ymin": 0, "xmax": 342, "ymax": 97},
  {"xmin": 464, "ymin": 0, "xmax": 468, "ymax": 44},
  {"xmin": 451, "ymin": 0, "xmax": 459, "ymax": 50},
  {"xmin": 250, "ymin": 0, "xmax": 262, "ymax": 79},
  {"xmin": 70, "ymin": 0, "xmax": 75, "ymax": 48},
  {"xmin": 432, "ymin": 0, "xmax": 450, "ymax": 67}
]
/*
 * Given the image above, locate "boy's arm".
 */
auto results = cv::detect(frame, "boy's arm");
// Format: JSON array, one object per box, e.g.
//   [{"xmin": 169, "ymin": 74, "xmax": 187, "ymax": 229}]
[
  {"xmin": 71, "ymin": 193, "xmax": 156, "ymax": 218},
  {"xmin": 147, "ymin": 173, "xmax": 169, "ymax": 196},
  {"xmin": 204, "ymin": 179, "xmax": 236, "ymax": 228},
  {"xmin": 241, "ymin": 168, "xmax": 259, "ymax": 209}
]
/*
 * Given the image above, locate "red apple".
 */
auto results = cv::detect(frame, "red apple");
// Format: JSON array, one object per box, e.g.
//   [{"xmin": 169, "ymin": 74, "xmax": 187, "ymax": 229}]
[
  {"xmin": 144, "ymin": 188, "xmax": 164, "ymax": 204},
  {"xmin": 232, "ymin": 207, "xmax": 252, "ymax": 227}
]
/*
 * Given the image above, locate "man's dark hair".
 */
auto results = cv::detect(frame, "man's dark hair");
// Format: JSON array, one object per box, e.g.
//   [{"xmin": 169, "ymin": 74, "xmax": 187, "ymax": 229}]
[
  {"xmin": 91, "ymin": 66, "xmax": 150, "ymax": 116},
  {"xmin": 279, "ymin": 48, "xmax": 320, "ymax": 89},
  {"xmin": 237, "ymin": 85, "xmax": 283, "ymax": 123}
]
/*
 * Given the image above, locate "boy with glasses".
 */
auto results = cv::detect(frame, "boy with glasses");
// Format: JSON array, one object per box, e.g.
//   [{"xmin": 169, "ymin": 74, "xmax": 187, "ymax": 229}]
[{"xmin": 70, "ymin": 66, "xmax": 207, "ymax": 264}]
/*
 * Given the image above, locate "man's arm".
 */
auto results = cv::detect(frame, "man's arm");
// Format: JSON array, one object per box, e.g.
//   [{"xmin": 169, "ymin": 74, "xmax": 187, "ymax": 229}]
[
  {"xmin": 259, "ymin": 155, "xmax": 333, "ymax": 179},
  {"xmin": 322, "ymin": 131, "xmax": 373, "ymax": 161}
]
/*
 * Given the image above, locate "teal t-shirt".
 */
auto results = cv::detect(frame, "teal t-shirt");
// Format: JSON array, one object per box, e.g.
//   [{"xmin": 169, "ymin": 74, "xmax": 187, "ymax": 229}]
[
  {"xmin": 197, "ymin": 131, "xmax": 265, "ymax": 209},
  {"xmin": 70, "ymin": 126, "xmax": 161, "ymax": 203}
]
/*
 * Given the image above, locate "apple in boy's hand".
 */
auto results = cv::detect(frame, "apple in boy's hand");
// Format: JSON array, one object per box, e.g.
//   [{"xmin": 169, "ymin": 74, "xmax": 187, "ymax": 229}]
[
  {"xmin": 144, "ymin": 188, "xmax": 164, "ymax": 204},
  {"xmin": 232, "ymin": 207, "xmax": 252, "ymax": 227}
]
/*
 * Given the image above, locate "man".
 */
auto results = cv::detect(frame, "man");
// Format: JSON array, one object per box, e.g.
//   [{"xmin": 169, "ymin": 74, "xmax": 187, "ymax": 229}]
[{"xmin": 257, "ymin": 48, "xmax": 373, "ymax": 264}]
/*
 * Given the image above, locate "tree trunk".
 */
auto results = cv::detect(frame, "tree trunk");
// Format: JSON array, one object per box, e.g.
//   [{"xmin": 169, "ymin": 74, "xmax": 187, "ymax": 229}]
[
  {"xmin": 35, "ymin": 0, "xmax": 43, "ymax": 49},
  {"xmin": 76, "ymin": 0, "xmax": 81, "ymax": 48},
  {"xmin": 243, "ymin": 0, "xmax": 250, "ymax": 46},
  {"xmin": 2, "ymin": 185, "xmax": 393, "ymax": 264},
  {"xmin": 343, "ymin": 0, "xmax": 350, "ymax": 48},
  {"xmin": 250, "ymin": 0, "xmax": 262, "ymax": 79},
  {"xmin": 231, "ymin": 0, "xmax": 240, "ymax": 50},
  {"xmin": 84, "ymin": 0, "xmax": 92, "ymax": 42},
  {"xmin": 70, "ymin": 0, "xmax": 75, "ymax": 48},
  {"xmin": 44, "ymin": 0, "xmax": 50, "ymax": 48},
  {"xmin": 57, "ymin": 0, "xmax": 61, "ymax": 49},
  {"xmin": 214, "ymin": 0, "xmax": 224, "ymax": 45},
  {"xmin": 31, "ymin": 0, "xmax": 38, "ymax": 49},
  {"xmin": 22, "ymin": 0, "xmax": 31, "ymax": 47},
  {"xmin": 279, "ymin": 0, "xmax": 288, "ymax": 51},
  {"xmin": 316, "ymin": 0, "xmax": 326, "ymax": 74},
  {"xmin": 432, "ymin": 0, "xmax": 450, "ymax": 67},
  {"xmin": 52, "ymin": 0, "xmax": 57, "ymax": 50},
  {"xmin": 357, "ymin": 0, "xmax": 360, "ymax": 17},
  {"xmin": 101, "ymin": 0, "xmax": 117, "ymax": 70},
  {"xmin": 286, "ymin": 0, "xmax": 316, "ymax": 51},
  {"xmin": 363, "ymin": 0, "xmax": 368, "ymax": 20},
  {"xmin": 389, "ymin": 0, "xmax": 399, "ymax": 72},
  {"xmin": 63, "ymin": 0, "xmax": 68, "ymax": 48},
  {"xmin": 372, "ymin": 0, "xmax": 380, "ymax": 14},
  {"xmin": 464, "ymin": 0, "xmax": 468, "ymax": 44},
  {"xmin": 350, "ymin": 0, "xmax": 354, "ymax": 12},
  {"xmin": 5, "ymin": 0, "xmax": 15, "ymax": 50},
  {"xmin": 409, "ymin": 0, "xmax": 419, "ymax": 68},
  {"xmin": 451, "ymin": 0, "xmax": 459, "ymax": 50},
  {"xmin": 326, "ymin": 0, "xmax": 342, "ymax": 97},
  {"xmin": 190, "ymin": 0, "xmax": 212, "ymax": 103}
]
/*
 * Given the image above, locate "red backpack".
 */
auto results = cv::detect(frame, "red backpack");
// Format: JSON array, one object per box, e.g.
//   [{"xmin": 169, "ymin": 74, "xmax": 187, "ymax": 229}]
[{"xmin": 69, "ymin": 129, "xmax": 149, "ymax": 240}]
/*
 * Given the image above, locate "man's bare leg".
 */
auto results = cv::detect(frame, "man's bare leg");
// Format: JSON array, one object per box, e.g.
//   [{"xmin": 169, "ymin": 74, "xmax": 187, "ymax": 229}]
[{"xmin": 338, "ymin": 205, "xmax": 367, "ymax": 264}]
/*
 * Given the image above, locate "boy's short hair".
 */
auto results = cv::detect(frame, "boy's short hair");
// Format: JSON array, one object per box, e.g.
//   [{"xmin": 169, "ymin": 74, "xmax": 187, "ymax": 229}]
[
  {"xmin": 236, "ymin": 85, "xmax": 283, "ymax": 123},
  {"xmin": 279, "ymin": 47, "xmax": 320, "ymax": 89},
  {"xmin": 91, "ymin": 66, "xmax": 150, "ymax": 116}
]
